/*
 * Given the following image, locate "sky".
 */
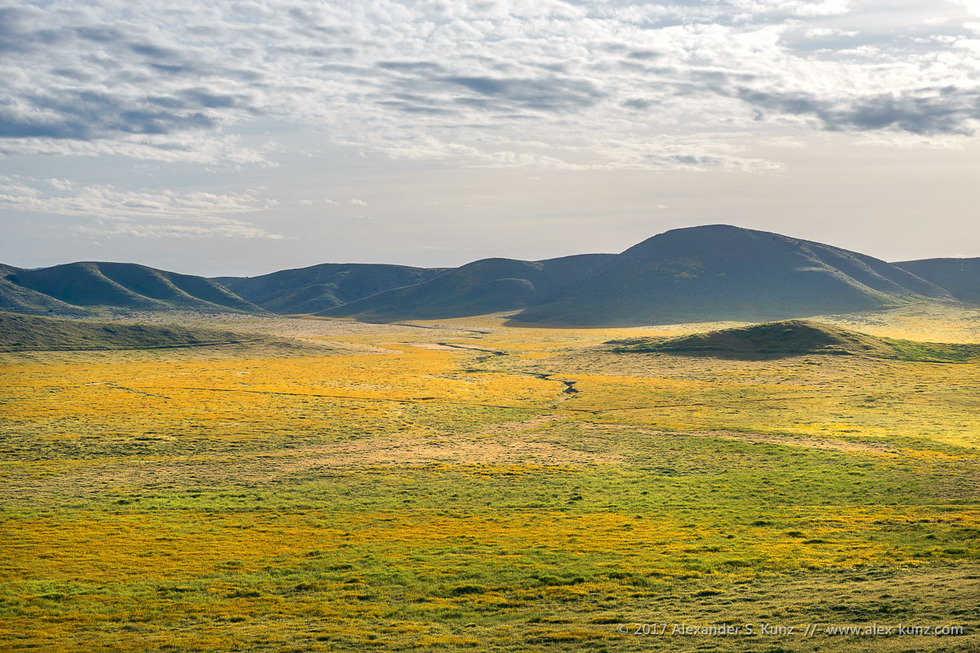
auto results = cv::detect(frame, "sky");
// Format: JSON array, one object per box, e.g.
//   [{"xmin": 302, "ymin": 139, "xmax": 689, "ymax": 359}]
[{"xmin": 2, "ymin": 0, "xmax": 979, "ymax": 277}]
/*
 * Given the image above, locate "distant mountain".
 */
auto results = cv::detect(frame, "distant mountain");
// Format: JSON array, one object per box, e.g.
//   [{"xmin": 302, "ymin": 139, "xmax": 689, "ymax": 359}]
[
  {"xmin": 320, "ymin": 254, "xmax": 614, "ymax": 321},
  {"xmin": 4, "ymin": 225, "xmax": 975, "ymax": 325},
  {"xmin": 895, "ymin": 257, "xmax": 980, "ymax": 304},
  {"xmin": 0, "ymin": 312, "xmax": 259, "ymax": 352},
  {"xmin": 513, "ymin": 225, "xmax": 954, "ymax": 326},
  {"xmin": 1, "ymin": 262, "xmax": 263, "ymax": 315},
  {"xmin": 214, "ymin": 263, "xmax": 448, "ymax": 315}
]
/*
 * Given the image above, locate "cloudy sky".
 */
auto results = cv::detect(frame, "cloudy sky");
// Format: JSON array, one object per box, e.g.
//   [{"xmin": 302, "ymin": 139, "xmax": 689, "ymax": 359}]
[{"xmin": 2, "ymin": 0, "xmax": 979, "ymax": 276}]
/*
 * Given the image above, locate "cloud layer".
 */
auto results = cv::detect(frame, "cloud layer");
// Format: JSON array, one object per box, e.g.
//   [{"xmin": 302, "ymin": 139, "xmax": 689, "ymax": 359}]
[
  {"xmin": 0, "ymin": 176, "xmax": 281, "ymax": 238},
  {"xmin": 2, "ymin": 0, "xmax": 980, "ymax": 171}
]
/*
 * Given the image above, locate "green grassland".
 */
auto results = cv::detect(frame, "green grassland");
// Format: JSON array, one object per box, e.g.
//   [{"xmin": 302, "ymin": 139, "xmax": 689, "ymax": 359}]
[
  {"xmin": 0, "ymin": 312, "xmax": 259, "ymax": 352},
  {"xmin": 1, "ymin": 312, "xmax": 978, "ymax": 651}
]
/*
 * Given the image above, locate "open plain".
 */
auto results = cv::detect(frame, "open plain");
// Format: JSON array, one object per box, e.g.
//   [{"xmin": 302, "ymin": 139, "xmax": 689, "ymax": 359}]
[{"xmin": 1, "ymin": 308, "xmax": 979, "ymax": 651}]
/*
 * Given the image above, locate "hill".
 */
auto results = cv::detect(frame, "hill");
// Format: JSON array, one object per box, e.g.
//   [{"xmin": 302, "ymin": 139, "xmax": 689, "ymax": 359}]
[
  {"xmin": 895, "ymin": 257, "xmax": 980, "ymax": 304},
  {"xmin": 4, "ymin": 225, "xmax": 976, "ymax": 325},
  {"xmin": 320, "ymin": 254, "xmax": 614, "ymax": 321},
  {"xmin": 214, "ymin": 263, "xmax": 448, "ymax": 314},
  {"xmin": 513, "ymin": 225, "xmax": 954, "ymax": 326},
  {"xmin": 609, "ymin": 319, "xmax": 980, "ymax": 362},
  {"xmin": 2, "ymin": 262, "xmax": 264, "ymax": 315},
  {"xmin": 0, "ymin": 265, "xmax": 91, "ymax": 316},
  {"xmin": 0, "ymin": 312, "xmax": 260, "ymax": 352}
]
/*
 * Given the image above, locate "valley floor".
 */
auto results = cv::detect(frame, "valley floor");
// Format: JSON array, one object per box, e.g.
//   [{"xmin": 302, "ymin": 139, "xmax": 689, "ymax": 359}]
[{"xmin": 1, "ymin": 313, "xmax": 978, "ymax": 651}]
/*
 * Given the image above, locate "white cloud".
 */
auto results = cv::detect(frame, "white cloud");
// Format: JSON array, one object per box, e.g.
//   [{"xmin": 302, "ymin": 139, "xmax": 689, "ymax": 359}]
[
  {"xmin": 0, "ymin": 176, "xmax": 282, "ymax": 239},
  {"xmin": 72, "ymin": 221, "xmax": 281, "ymax": 239},
  {"xmin": 954, "ymin": 0, "xmax": 980, "ymax": 17},
  {"xmin": 1, "ymin": 0, "xmax": 978, "ymax": 172}
]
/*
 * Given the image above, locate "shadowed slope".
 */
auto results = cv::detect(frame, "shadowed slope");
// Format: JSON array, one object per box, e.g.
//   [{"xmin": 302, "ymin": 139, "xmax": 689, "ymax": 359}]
[
  {"xmin": 514, "ymin": 225, "xmax": 953, "ymax": 326},
  {"xmin": 215, "ymin": 263, "xmax": 448, "ymax": 314},
  {"xmin": 320, "ymin": 254, "xmax": 613, "ymax": 321},
  {"xmin": 610, "ymin": 319, "xmax": 980, "ymax": 362},
  {"xmin": 896, "ymin": 257, "xmax": 980, "ymax": 304},
  {"xmin": 0, "ymin": 264, "xmax": 90, "ymax": 316},
  {"xmin": 0, "ymin": 312, "xmax": 259, "ymax": 352},
  {"xmin": 4, "ymin": 262, "xmax": 263, "ymax": 314}
]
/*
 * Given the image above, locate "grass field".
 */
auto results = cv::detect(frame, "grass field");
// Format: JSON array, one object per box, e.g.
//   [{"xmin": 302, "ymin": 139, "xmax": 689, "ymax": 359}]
[{"xmin": 1, "ymin": 311, "xmax": 978, "ymax": 651}]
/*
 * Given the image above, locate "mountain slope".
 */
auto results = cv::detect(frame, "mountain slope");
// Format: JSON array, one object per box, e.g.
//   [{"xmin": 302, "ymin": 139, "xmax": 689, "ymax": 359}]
[
  {"xmin": 4, "ymin": 225, "xmax": 972, "ymax": 324},
  {"xmin": 0, "ymin": 264, "xmax": 91, "ymax": 316},
  {"xmin": 215, "ymin": 263, "xmax": 448, "ymax": 314},
  {"xmin": 320, "ymin": 254, "xmax": 614, "ymax": 321},
  {"xmin": 513, "ymin": 225, "xmax": 954, "ymax": 326},
  {"xmin": 895, "ymin": 257, "xmax": 980, "ymax": 304},
  {"xmin": 3, "ymin": 262, "xmax": 263, "ymax": 314}
]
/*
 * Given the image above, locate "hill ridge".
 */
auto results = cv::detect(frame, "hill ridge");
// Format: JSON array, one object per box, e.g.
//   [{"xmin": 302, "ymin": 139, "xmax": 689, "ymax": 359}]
[
  {"xmin": 511, "ymin": 225, "xmax": 955, "ymax": 326},
  {"xmin": 2, "ymin": 261, "xmax": 264, "ymax": 315},
  {"xmin": 320, "ymin": 253, "xmax": 614, "ymax": 321},
  {"xmin": 3, "ymin": 224, "xmax": 976, "ymax": 324},
  {"xmin": 215, "ymin": 262, "xmax": 449, "ymax": 315}
]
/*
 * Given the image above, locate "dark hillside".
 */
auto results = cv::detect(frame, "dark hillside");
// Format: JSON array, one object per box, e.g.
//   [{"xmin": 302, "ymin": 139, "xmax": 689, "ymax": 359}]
[
  {"xmin": 321, "ymin": 254, "xmax": 613, "ymax": 321},
  {"xmin": 0, "ymin": 312, "xmax": 258, "ymax": 352},
  {"xmin": 3, "ymin": 225, "xmax": 972, "ymax": 324},
  {"xmin": 514, "ymin": 225, "xmax": 952, "ymax": 326},
  {"xmin": 895, "ymin": 257, "xmax": 980, "ymax": 304},
  {"xmin": 610, "ymin": 319, "xmax": 980, "ymax": 362},
  {"xmin": 6, "ymin": 262, "xmax": 262, "ymax": 314},
  {"xmin": 0, "ymin": 265, "xmax": 90, "ymax": 316},
  {"xmin": 215, "ymin": 263, "xmax": 448, "ymax": 314}
]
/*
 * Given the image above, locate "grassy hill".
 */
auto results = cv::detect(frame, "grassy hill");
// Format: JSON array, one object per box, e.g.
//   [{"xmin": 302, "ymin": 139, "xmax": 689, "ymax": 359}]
[
  {"xmin": 0, "ymin": 265, "xmax": 91, "ymax": 316},
  {"xmin": 214, "ymin": 263, "xmax": 448, "ymax": 314},
  {"xmin": 514, "ymin": 225, "xmax": 954, "ymax": 326},
  {"xmin": 896, "ymin": 257, "xmax": 980, "ymax": 304},
  {"xmin": 5, "ymin": 226, "xmax": 976, "ymax": 325},
  {"xmin": 3, "ymin": 262, "xmax": 263, "ymax": 315},
  {"xmin": 0, "ymin": 312, "xmax": 259, "ymax": 352},
  {"xmin": 321, "ymin": 254, "xmax": 613, "ymax": 321},
  {"xmin": 610, "ymin": 319, "xmax": 980, "ymax": 362}
]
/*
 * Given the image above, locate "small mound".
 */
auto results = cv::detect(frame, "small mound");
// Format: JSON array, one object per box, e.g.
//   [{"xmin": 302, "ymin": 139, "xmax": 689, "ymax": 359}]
[
  {"xmin": 609, "ymin": 320, "xmax": 980, "ymax": 362},
  {"xmin": 0, "ymin": 312, "xmax": 257, "ymax": 352}
]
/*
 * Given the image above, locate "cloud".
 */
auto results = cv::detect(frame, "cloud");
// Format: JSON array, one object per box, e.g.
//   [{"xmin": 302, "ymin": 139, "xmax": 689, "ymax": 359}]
[
  {"xmin": 0, "ymin": 176, "xmax": 282, "ymax": 239},
  {"xmin": 72, "ymin": 221, "xmax": 281, "ymax": 239},
  {"xmin": 736, "ymin": 86, "xmax": 980, "ymax": 135},
  {"xmin": 441, "ymin": 75, "xmax": 605, "ymax": 112},
  {"xmin": 954, "ymin": 0, "xmax": 980, "ymax": 17},
  {"xmin": 1, "ymin": 0, "xmax": 979, "ymax": 170}
]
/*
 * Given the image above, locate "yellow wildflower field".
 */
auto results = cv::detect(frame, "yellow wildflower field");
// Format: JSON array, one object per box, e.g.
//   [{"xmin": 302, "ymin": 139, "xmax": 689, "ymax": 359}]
[{"xmin": 1, "ymin": 316, "xmax": 978, "ymax": 651}]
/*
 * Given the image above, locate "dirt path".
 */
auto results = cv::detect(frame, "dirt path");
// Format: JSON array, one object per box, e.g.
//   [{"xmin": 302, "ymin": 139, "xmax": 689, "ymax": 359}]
[{"xmin": 578, "ymin": 422, "xmax": 898, "ymax": 454}]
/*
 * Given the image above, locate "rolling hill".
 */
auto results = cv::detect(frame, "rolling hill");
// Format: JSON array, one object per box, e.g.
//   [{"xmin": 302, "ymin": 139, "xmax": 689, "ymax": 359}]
[
  {"xmin": 214, "ymin": 263, "xmax": 448, "ymax": 314},
  {"xmin": 319, "ymin": 254, "xmax": 614, "ymax": 321},
  {"xmin": 1, "ymin": 262, "xmax": 264, "ymax": 315},
  {"xmin": 0, "ymin": 264, "xmax": 91, "ymax": 316},
  {"xmin": 0, "ymin": 312, "xmax": 259, "ymax": 352},
  {"xmin": 4, "ymin": 225, "xmax": 976, "ymax": 325},
  {"xmin": 895, "ymin": 257, "xmax": 980, "ymax": 304},
  {"xmin": 609, "ymin": 319, "xmax": 980, "ymax": 362},
  {"xmin": 512, "ymin": 225, "xmax": 955, "ymax": 326}
]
